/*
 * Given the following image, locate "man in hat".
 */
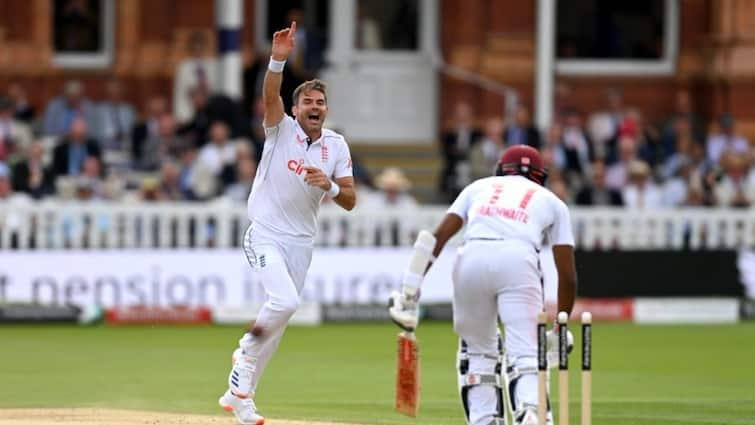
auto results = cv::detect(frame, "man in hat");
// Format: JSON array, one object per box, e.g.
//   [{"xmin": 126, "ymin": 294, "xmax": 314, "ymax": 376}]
[
  {"xmin": 622, "ymin": 160, "xmax": 663, "ymax": 209},
  {"xmin": 375, "ymin": 167, "xmax": 418, "ymax": 208}
]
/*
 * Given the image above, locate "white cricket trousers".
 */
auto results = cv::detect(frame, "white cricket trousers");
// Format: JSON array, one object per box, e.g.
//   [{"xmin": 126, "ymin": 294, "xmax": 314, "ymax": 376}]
[
  {"xmin": 235, "ymin": 224, "xmax": 313, "ymax": 395},
  {"xmin": 453, "ymin": 239, "xmax": 544, "ymax": 424}
]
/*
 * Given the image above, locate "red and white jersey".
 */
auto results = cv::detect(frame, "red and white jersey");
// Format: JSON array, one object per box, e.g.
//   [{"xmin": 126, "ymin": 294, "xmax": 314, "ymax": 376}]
[
  {"xmin": 448, "ymin": 175, "xmax": 574, "ymax": 250},
  {"xmin": 247, "ymin": 115, "xmax": 352, "ymax": 242}
]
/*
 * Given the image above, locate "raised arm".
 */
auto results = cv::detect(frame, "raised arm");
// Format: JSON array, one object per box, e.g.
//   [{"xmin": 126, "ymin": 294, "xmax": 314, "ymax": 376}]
[{"xmin": 263, "ymin": 21, "xmax": 297, "ymax": 128}]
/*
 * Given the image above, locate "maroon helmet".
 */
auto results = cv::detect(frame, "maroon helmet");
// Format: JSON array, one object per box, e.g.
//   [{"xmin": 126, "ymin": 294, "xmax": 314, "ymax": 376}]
[{"xmin": 495, "ymin": 145, "xmax": 548, "ymax": 185}]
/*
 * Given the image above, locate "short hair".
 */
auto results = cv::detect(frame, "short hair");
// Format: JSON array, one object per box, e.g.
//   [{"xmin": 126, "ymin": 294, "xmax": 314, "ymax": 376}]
[{"xmin": 293, "ymin": 79, "xmax": 328, "ymax": 106}]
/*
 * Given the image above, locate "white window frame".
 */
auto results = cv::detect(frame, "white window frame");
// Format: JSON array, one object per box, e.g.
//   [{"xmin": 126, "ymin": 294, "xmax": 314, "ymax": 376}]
[
  {"xmin": 555, "ymin": 0, "xmax": 679, "ymax": 76},
  {"xmin": 255, "ymin": 0, "xmax": 439, "ymax": 64},
  {"xmin": 53, "ymin": 0, "xmax": 115, "ymax": 69}
]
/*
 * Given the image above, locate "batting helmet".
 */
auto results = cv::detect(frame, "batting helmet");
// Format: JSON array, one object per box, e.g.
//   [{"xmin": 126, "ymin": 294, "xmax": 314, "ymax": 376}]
[{"xmin": 495, "ymin": 145, "xmax": 548, "ymax": 185}]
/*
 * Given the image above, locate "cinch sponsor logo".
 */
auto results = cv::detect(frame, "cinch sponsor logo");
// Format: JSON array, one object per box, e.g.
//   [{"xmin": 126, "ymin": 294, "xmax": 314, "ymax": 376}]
[{"xmin": 287, "ymin": 159, "xmax": 305, "ymax": 175}]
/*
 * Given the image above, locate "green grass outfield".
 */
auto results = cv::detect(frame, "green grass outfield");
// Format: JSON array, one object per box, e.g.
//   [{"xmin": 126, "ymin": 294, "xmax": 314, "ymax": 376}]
[{"xmin": 1, "ymin": 321, "xmax": 754, "ymax": 424}]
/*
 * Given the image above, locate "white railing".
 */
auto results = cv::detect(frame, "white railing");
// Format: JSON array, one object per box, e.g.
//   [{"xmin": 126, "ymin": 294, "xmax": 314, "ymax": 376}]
[{"xmin": 0, "ymin": 201, "xmax": 754, "ymax": 250}]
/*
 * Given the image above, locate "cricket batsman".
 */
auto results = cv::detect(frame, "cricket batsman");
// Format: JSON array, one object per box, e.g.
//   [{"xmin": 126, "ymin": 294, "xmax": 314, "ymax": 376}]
[
  {"xmin": 390, "ymin": 145, "xmax": 578, "ymax": 425},
  {"xmin": 218, "ymin": 21, "xmax": 356, "ymax": 425}
]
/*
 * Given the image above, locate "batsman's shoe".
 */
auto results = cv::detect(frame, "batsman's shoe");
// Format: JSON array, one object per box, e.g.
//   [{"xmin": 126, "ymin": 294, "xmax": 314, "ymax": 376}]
[
  {"xmin": 219, "ymin": 390, "xmax": 265, "ymax": 425},
  {"xmin": 516, "ymin": 409, "xmax": 539, "ymax": 425},
  {"xmin": 515, "ymin": 408, "xmax": 553, "ymax": 425}
]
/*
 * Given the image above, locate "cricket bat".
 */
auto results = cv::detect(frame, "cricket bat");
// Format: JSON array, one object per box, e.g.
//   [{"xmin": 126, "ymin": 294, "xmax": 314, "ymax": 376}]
[{"xmin": 395, "ymin": 330, "xmax": 420, "ymax": 417}]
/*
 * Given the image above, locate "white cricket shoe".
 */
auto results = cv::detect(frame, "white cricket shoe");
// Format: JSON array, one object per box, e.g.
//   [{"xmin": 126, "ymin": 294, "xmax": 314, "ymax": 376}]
[
  {"xmin": 516, "ymin": 408, "xmax": 553, "ymax": 425},
  {"xmin": 517, "ymin": 409, "xmax": 538, "ymax": 425},
  {"xmin": 219, "ymin": 390, "xmax": 265, "ymax": 425}
]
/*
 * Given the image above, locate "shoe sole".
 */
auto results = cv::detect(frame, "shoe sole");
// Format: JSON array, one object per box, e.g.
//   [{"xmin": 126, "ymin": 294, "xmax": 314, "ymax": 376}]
[{"xmin": 218, "ymin": 397, "xmax": 265, "ymax": 425}]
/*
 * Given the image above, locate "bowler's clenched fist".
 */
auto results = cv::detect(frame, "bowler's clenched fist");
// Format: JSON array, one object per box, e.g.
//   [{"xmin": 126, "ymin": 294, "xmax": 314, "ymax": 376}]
[{"xmin": 303, "ymin": 165, "xmax": 331, "ymax": 191}]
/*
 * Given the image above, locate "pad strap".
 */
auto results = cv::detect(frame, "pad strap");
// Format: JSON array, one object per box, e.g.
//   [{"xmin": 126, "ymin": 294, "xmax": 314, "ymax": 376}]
[
  {"xmin": 506, "ymin": 364, "xmax": 538, "ymax": 381},
  {"xmin": 461, "ymin": 373, "xmax": 502, "ymax": 387}
]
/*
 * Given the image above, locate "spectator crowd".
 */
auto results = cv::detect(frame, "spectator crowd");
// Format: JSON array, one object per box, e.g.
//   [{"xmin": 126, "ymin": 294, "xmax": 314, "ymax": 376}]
[
  {"xmin": 439, "ymin": 88, "xmax": 755, "ymax": 209},
  {"xmin": 1, "ymin": 31, "xmax": 754, "ymax": 213}
]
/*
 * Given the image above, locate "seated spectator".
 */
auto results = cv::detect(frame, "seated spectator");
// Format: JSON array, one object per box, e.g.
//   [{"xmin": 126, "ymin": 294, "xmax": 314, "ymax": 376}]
[
  {"xmin": 157, "ymin": 160, "xmax": 187, "ymax": 201},
  {"xmin": 575, "ymin": 161, "xmax": 623, "ymax": 206},
  {"xmin": 373, "ymin": 167, "xmax": 418, "ymax": 208},
  {"xmin": 662, "ymin": 90, "xmax": 705, "ymax": 151},
  {"xmin": 178, "ymin": 87, "xmax": 212, "ymax": 147},
  {"xmin": 132, "ymin": 95, "xmax": 168, "ymax": 162},
  {"xmin": 224, "ymin": 157, "xmax": 257, "ymax": 203},
  {"xmin": 81, "ymin": 155, "xmax": 104, "ymax": 179},
  {"xmin": 559, "ymin": 108, "xmax": 594, "ymax": 185},
  {"xmin": 663, "ymin": 158, "xmax": 696, "ymax": 208},
  {"xmin": 684, "ymin": 178, "xmax": 707, "ymax": 206},
  {"xmin": 504, "ymin": 104, "xmax": 541, "ymax": 149},
  {"xmin": 469, "ymin": 117, "xmax": 504, "ymax": 181},
  {"xmin": 713, "ymin": 153, "xmax": 754, "ymax": 208},
  {"xmin": 177, "ymin": 147, "xmax": 199, "ymax": 200},
  {"xmin": 587, "ymin": 88, "xmax": 624, "ymax": 160},
  {"xmin": 662, "ymin": 118, "xmax": 696, "ymax": 180},
  {"xmin": 547, "ymin": 171, "xmax": 571, "ymax": 203},
  {"xmin": 189, "ymin": 161, "xmax": 218, "ymax": 201},
  {"xmin": 706, "ymin": 113, "xmax": 749, "ymax": 166},
  {"xmin": 179, "ymin": 86, "xmax": 247, "ymax": 146},
  {"xmin": 0, "ymin": 163, "xmax": 33, "ymax": 239},
  {"xmin": 622, "ymin": 107, "xmax": 663, "ymax": 171},
  {"xmin": 0, "ymin": 96, "xmax": 33, "ymax": 163},
  {"xmin": 605, "ymin": 135, "xmax": 638, "ymax": 190},
  {"xmin": 543, "ymin": 123, "xmax": 567, "ymax": 172},
  {"xmin": 137, "ymin": 177, "xmax": 162, "ymax": 202},
  {"xmin": 175, "ymin": 145, "xmax": 218, "ymax": 201},
  {"xmin": 136, "ymin": 114, "xmax": 186, "ymax": 171},
  {"xmin": 11, "ymin": 141, "xmax": 54, "ymax": 199},
  {"xmin": 440, "ymin": 101, "xmax": 481, "ymax": 199},
  {"xmin": 51, "ymin": 118, "xmax": 102, "ymax": 179},
  {"xmin": 73, "ymin": 174, "xmax": 104, "ymax": 201},
  {"xmin": 622, "ymin": 160, "xmax": 663, "ymax": 209},
  {"xmin": 94, "ymin": 79, "xmax": 136, "ymax": 160},
  {"xmin": 174, "ymin": 31, "xmax": 218, "ymax": 123},
  {"xmin": 197, "ymin": 121, "xmax": 237, "ymax": 184},
  {"xmin": 42, "ymin": 79, "xmax": 98, "ymax": 137},
  {"xmin": 6, "ymin": 83, "xmax": 35, "ymax": 122}
]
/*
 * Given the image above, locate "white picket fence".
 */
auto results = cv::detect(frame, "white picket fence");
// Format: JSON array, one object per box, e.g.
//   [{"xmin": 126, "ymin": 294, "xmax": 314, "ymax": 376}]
[{"xmin": 0, "ymin": 200, "xmax": 754, "ymax": 250}]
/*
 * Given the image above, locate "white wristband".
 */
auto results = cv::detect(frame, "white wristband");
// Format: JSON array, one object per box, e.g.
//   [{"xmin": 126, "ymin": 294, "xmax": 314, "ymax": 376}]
[
  {"xmin": 327, "ymin": 181, "xmax": 340, "ymax": 198},
  {"xmin": 268, "ymin": 57, "xmax": 286, "ymax": 73}
]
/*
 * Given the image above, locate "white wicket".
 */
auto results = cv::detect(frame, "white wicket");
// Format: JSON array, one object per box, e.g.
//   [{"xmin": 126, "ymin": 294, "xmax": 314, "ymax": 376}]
[{"xmin": 537, "ymin": 311, "xmax": 593, "ymax": 425}]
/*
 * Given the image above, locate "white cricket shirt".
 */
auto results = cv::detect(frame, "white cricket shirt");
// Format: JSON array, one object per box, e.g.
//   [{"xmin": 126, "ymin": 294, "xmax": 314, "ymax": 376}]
[
  {"xmin": 447, "ymin": 175, "xmax": 574, "ymax": 250},
  {"xmin": 247, "ymin": 115, "xmax": 352, "ymax": 242}
]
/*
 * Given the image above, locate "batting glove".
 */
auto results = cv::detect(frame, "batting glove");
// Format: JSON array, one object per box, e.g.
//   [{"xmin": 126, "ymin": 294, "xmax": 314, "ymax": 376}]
[
  {"xmin": 546, "ymin": 326, "xmax": 574, "ymax": 368},
  {"xmin": 388, "ymin": 288, "xmax": 420, "ymax": 332}
]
